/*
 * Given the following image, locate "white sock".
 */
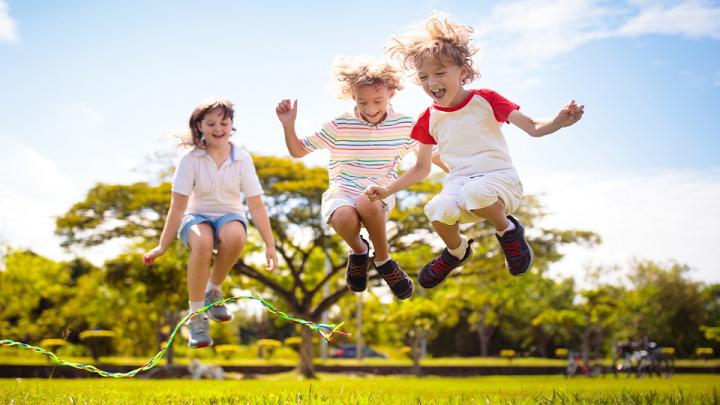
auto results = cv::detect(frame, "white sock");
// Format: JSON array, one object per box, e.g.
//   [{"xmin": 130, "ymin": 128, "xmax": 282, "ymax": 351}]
[
  {"xmin": 206, "ymin": 280, "xmax": 222, "ymax": 293},
  {"xmin": 497, "ymin": 220, "xmax": 515, "ymax": 237},
  {"xmin": 374, "ymin": 257, "xmax": 391, "ymax": 267},
  {"xmin": 189, "ymin": 301, "xmax": 205, "ymax": 315},
  {"xmin": 448, "ymin": 237, "xmax": 469, "ymax": 260}
]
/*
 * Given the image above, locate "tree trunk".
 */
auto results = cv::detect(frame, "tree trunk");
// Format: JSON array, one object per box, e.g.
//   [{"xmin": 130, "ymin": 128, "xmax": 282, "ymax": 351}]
[
  {"xmin": 410, "ymin": 328, "xmax": 423, "ymax": 376},
  {"xmin": 160, "ymin": 309, "xmax": 175, "ymax": 365},
  {"xmin": 476, "ymin": 323, "xmax": 495, "ymax": 357},
  {"xmin": 536, "ymin": 328, "xmax": 548, "ymax": 358},
  {"xmin": 581, "ymin": 327, "xmax": 591, "ymax": 362},
  {"xmin": 298, "ymin": 326, "xmax": 315, "ymax": 378}
]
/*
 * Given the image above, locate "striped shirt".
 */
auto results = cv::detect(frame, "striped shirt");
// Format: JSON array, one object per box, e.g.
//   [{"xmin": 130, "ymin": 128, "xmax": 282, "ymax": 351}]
[{"xmin": 302, "ymin": 108, "xmax": 416, "ymax": 194}]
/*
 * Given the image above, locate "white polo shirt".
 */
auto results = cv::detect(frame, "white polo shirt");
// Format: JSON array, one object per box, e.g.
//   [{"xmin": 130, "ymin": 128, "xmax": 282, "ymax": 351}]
[{"xmin": 172, "ymin": 142, "xmax": 264, "ymax": 216}]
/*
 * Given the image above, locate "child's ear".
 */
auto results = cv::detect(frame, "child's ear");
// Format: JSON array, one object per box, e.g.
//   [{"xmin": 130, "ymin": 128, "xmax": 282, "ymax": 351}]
[{"xmin": 460, "ymin": 66, "xmax": 470, "ymax": 83}]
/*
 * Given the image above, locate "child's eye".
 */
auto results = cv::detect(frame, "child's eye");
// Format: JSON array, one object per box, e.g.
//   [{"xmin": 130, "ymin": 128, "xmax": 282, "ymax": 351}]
[{"xmin": 418, "ymin": 75, "xmax": 428, "ymax": 81}]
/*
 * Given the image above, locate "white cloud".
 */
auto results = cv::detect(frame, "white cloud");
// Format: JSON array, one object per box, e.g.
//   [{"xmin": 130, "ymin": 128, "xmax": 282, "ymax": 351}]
[
  {"xmin": 522, "ymin": 167, "xmax": 720, "ymax": 285},
  {"xmin": 617, "ymin": 0, "xmax": 720, "ymax": 39},
  {"xmin": 472, "ymin": 0, "xmax": 720, "ymax": 88},
  {"xmin": 0, "ymin": 0, "xmax": 17, "ymax": 43},
  {"xmin": 0, "ymin": 140, "xmax": 78, "ymax": 260}
]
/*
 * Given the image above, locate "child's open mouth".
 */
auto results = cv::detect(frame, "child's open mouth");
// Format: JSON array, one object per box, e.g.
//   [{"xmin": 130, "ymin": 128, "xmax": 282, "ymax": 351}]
[{"xmin": 431, "ymin": 88, "xmax": 446, "ymax": 100}]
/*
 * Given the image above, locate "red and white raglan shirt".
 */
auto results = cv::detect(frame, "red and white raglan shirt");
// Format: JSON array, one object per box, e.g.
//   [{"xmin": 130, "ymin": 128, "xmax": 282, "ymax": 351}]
[{"xmin": 411, "ymin": 89, "xmax": 520, "ymax": 178}]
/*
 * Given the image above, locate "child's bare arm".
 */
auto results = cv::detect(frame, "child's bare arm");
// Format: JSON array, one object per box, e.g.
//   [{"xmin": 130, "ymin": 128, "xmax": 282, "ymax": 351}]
[
  {"xmin": 144, "ymin": 192, "xmax": 188, "ymax": 265},
  {"xmin": 509, "ymin": 100, "xmax": 584, "ymax": 137},
  {"xmin": 247, "ymin": 195, "xmax": 278, "ymax": 271},
  {"xmin": 275, "ymin": 99, "xmax": 310, "ymax": 158},
  {"xmin": 366, "ymin": 143, "xmax": 434, "ymax": 200},
  {"xmin": 431, "ymin": 151, "xmax": 449, "ymax": 173}
]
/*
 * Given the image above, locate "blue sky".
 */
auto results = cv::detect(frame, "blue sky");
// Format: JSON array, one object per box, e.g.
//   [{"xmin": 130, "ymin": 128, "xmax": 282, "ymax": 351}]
[{"xmin": 1, "ymin": 0, "xmax": 719, "ymax": 285}]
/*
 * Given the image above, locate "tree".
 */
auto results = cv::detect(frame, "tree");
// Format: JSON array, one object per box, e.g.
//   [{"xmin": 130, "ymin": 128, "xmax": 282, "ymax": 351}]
[
  {"xmin": 54, "ymin": 155, "xmax": 441, "ymax": 377},
  {"xmin": 621, "ymin": 260, "xmax": 707, "ymax": 356},
  {"xmin": 0, "ymin": 249, "xmax": 74, "ymax": 343},
  {"xmin": 425, "ymin": 196, "xmax": 599, "ymax": 357}
]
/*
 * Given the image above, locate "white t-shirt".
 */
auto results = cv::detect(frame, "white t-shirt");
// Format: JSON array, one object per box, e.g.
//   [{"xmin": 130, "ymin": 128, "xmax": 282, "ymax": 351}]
[
  {"xmin": 411, "ymin": 89, "xmax": 520, "ymax": 177},
  {"xmin": 172, "ymin": 142, "xmax": 263, "ymax": 216}
]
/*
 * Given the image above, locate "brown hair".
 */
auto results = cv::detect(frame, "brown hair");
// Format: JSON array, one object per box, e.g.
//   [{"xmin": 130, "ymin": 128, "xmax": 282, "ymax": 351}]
[
  {"xmin": 181, "ymin": 99, "xmax": 235, "ymax": 148},
  {"xmin": 386, "ymin": 13, "xmax": 479, "ymax": 85},
  {"xmin": 332, "ymin": 55, "xmax": 403, "ymax": 99}
]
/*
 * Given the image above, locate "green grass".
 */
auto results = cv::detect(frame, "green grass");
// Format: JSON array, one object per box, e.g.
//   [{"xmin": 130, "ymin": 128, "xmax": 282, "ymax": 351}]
[{"xmin": 1, "ymin": 375, "xmax": 718, "ymax": 404}]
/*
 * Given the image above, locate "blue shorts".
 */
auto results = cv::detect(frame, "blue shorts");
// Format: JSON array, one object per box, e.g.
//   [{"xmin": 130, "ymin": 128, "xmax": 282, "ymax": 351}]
[{"xmin": 178, "ymin": 213, "xmax": 248, "ymax": 248}]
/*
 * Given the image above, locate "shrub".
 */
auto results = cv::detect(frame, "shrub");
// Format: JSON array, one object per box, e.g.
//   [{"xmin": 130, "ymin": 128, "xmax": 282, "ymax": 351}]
[
  {"xmin": 500, "ymin": 349, "xmax": 516, "ymax": 361},
  {"xmin": 79, "ymin": 330, "xmax": 115, "ymax": 361},
  {"xmin": 215, "ymin": 344, "xmax": 242, "ymax": 359}
]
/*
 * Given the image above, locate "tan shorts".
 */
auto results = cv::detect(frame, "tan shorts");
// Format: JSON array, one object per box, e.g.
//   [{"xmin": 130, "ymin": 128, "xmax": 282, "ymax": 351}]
[
  {"xmin": 321, "ymin": 188, "xmax": 395, "ymax": 225},
  {"xmin": 425, "ymin": 169, "xmax": 524, "ymax": 225}
]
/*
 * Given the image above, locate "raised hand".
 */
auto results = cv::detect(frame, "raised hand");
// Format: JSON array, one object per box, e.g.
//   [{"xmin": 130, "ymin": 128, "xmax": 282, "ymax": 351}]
[
  {"xmin": 555, "ymin": 99, "xmax": 585, "ymax": 128},
  {"xmin": 275, "ymin": 99, "xmax": 298, "ymax": 126}
]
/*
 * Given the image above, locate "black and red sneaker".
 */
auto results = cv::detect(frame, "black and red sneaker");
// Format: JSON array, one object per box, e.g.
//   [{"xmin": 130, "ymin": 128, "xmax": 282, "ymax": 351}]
[
  {"xmin": 346, "ymin": 237, "xmax": 371, "ymax": 292},
  {"xmin": 418, "ymin": 240, "xmax": 474, "ymax": 289},
  {"xmin": 496, "ymin": 215, "xmax": 534, "ymax": 276},
  {"xmin": 375, "ymin": 259, "xmax": 414, "ymax": 300}
]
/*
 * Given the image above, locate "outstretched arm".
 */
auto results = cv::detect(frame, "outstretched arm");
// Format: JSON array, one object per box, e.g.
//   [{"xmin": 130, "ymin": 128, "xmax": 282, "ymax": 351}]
[
  {"xmin": 509, "ymin": 100, "xmax": 584, "ymax": 137},
  {"xmin": 275, "ymin": 99, "xmax": 310, "ymax": 158},
  {"xmin": 144, "ymin": 192, "xmax": 188, "ymax": 265},
  {"xmin": 366, "ymin": 143, "xmax": 434, "ymax": 201}
]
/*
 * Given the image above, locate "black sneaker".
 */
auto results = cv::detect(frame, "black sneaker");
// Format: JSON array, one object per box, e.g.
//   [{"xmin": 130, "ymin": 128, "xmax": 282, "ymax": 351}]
[
  {"xmin": 346, "ymin": 237, "xmax": 371, "ymax": 292},
  {"xmin": 375, "ymin": 259, "xmax": 414, "ymax": 300},
  {"xmin": 496, "ymin": 215, "xmax": 534, "ymax": 276},
  {"xmin": 418, "ymin": 240, "xmax": 474, "ymax": 288}
]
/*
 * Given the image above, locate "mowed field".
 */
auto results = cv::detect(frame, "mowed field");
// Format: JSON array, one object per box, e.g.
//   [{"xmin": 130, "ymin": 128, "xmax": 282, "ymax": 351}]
[{"xmin": 1, "ymin": 374, "xmax": 718, "ymax": 404}]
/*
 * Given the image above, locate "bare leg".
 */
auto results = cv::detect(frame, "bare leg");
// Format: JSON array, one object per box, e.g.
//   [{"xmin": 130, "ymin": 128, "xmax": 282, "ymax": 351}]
[
  {"xmin": 470, "ymin": 199, "xmax": 509, "ymax": 232},
  {"xmin": 211, "ymin": 221, "xmax": 247, "ymax": 285},
  {"xmin": 186, "ymin": 223, "xmax": 215, "ymax": 302},
  {"xmin": 329, "ymin": 206, "xmax": 366, "ymax": 253},
  {"xmin": 429, "ymin": 220, "xmax": 461, "ymax": 249},
  {"xmin": 355, "ymin": 195, "xmax": 389, "ymax": 261}
]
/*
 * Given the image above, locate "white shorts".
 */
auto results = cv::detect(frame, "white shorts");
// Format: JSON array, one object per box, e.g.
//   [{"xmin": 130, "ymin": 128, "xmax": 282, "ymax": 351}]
[
  {"xmin": 425, "ymin": 169, "xmax": 523, "ymax": 225},
  {"xmin": 321, "ymin": 188, "xmax": 395, "ymax": 225}
]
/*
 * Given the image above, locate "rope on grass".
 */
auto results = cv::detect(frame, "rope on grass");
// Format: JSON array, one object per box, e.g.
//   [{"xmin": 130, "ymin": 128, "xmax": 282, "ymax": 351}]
[{"xmin": 0, "ymin": 295, "xmax": 350, "ymax": 378}]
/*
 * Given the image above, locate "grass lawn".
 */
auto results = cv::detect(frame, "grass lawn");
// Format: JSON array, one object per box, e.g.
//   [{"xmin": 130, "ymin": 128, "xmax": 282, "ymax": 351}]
[{"xmin": 1, "ymin": 374, "xmax": 718, "ymax": 404}]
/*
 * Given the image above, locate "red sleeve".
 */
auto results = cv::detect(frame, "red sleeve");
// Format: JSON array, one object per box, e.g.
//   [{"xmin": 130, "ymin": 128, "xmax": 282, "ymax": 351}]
[
  {"xmin": 410, "ymin": 108, "xmax": 436, "ymax": 145},
  {"xmin": 473, "ymin": 89, "xmax": 519, "ymax": 123}
]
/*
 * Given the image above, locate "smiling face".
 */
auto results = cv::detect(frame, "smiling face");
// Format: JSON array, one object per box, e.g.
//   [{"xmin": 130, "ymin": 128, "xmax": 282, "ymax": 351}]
[
  {"xmin": 353, "ymin": 84, "xmax": 394, "ymax": 124},
  {"xmin": 416, "ymin": 56, "xmax": 469, "ymax": 108},
  {"xmin": 196, "ymin": 108, "xmax": 233, "ymax": 147}
]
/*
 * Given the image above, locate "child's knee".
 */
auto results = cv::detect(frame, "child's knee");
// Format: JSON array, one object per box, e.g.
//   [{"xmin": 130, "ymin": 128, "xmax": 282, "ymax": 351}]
[
  {"xmin": 355, "ymin": 195, "xmax": 385, "ymax": 217},
  {"xmin": 329, "ymin": 206, "xmax": 360, "ymax": 227},
  {"xmin": 218, "ymin": 221, "xmax": 247, "ymax": 248},
  {"xmin": 425, "ymin": 197, "xmax": 461, "ymax": 224},
  {"xmin": 189, "ymin": 232, "xmax": 214, "ymax": 257}
]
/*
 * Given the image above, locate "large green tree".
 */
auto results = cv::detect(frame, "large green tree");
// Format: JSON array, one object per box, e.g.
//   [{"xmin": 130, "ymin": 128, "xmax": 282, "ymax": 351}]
[{"xmin": 54, "ymin": 155, "xmax": 440, "ymax": 377}]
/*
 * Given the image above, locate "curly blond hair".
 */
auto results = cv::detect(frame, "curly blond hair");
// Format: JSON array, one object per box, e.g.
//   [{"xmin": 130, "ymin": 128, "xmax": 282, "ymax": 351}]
[
  {"xmin": 332, "ymin": 55, "xmax": 404, "ymax": 100},
  {"xmin": 386, "ymin": 13, "xmax": 479, "ymax": 84}
]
